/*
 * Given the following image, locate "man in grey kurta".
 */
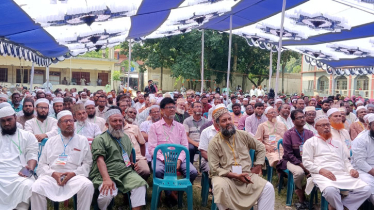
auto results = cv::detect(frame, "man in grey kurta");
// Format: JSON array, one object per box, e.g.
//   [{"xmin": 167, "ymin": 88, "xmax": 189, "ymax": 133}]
[
  {"xmin": 208, "ymin": 106, "xmax": 275, "ymax": 210},
  {"xmin": 89, "ymin": 107, "xmax": 147, "ymax": 210}
]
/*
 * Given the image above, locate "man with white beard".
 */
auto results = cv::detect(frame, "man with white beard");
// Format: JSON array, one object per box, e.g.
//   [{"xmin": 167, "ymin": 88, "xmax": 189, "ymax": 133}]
[
  {"xmin": 125, "ymin": 107, "xmax": 137, "ymax": 125},
  {"xmin": 72, "ymin": 104, "xmax": 101, "ymax": 140},
  {"xmin": 79, "ymin": 92, "xmax": 89, "ymax": 104},
  {"xmin": 31, "ymin": 110, "xmax": 94, "ymax": 210},
  {"xmin": 174, "ymin": 98, "xmax": 190, "ymax": 124},
  {"xmin": 84, "ymin": 100, "xmax": 106, "ymax": 132},
  {"xmin": 89, "ymin": 107, "xmax": 147, "ymax": 210},
  {"xmin": 0, "ymin": 106, "xmax": 38, "ymax": 210}
]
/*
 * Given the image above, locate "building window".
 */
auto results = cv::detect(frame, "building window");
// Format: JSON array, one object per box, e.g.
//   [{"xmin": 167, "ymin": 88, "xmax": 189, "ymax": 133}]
[
  {"xmin": 0, "ymin": 68, "xmax": 8, "ymax": 82},
  {"xmin": 33, "ymin": 70, "xmax": 44, "ymax": 84},
  {"xmin": 357, "ymin": 75, "xmax": 369, "ymax": 90},
  {"xmin": 49, "ymin": 72, "xmax": 61, "ymax": 85},
  {"xmin": 16, "ymin": 69, "xmax": 29, "ymax": 83},
  {"xmin": 336, "ymin": 76, "xmax": 347, "ymax": 90},
  {"xmin": 318, "ymin": 76, "xmax": 329, "ymax": 91},
  {"xmin": 72, "ymin": 72, "xmax": 90, "ymax": 85},
  {"xmin": 307, "ymin": 80, "xmax": 313, "ymax": 90}
]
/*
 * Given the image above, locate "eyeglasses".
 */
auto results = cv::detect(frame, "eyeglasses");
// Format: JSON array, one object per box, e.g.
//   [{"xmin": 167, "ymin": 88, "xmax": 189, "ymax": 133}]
[
  {"xmin": 61, "ymin": 119, "xmax": 74, "ymax": 124},
  {"xmin": 306, "ymin": 113, "xmax": 316, "ymax": 117},
  {"xmin": 295, "ymin": 116, "xmax": 305, "ymax": 120},
  {"xmin": 150, "ymin": 111, "xmax": 160, "ymax": 114},
  {"xmin": 164, "ymin": 106, "xmax": 176, "ymax": 110},
  {"xmin": 267, "ymin": 111, "xmax": 276, "ymax": 115},
  {"xmin": 316, "ymin": 123, "xmax": 330, "ymax": 128},
  {"xmin": 37, "ymin": 106, "xmax": 49, "ymax": 110}
]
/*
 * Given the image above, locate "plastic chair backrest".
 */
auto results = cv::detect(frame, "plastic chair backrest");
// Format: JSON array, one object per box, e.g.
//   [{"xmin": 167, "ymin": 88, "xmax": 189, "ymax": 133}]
[
  {"xmin": 203, "ymin": 112, "xmax": 208, "ymax": 118},
  {"xmin": 316, "ymin": 108, "xmax": 321, "ymax": 111},
  {"xmin": 152, "ymin": 144, "xmax": 190, "ymax": 179},
  {"xmin": 277, "ymin": 139, "xmax": 283, "ymax": 159},
  {"xmin": 131, "ymin": 148, "xmax": 136, "ymax": 163},
  {"xmin": 249, "ymin": 149, "xmax": 255, "ymax": 167}
]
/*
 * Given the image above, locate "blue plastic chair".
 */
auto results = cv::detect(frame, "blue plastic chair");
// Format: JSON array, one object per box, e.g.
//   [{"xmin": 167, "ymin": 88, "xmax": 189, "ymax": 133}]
[
  {"xmin": 309, "ymin": 186, "xmax": 353, "ymax": 210},
  {"xmin": 151, "ymin": 144, "xmax": 193, "ymax": 210},
  {"xmin": 38, "ymin": 138, "xmax": 48, "ymax": 161},
  {"xmin": 199, "ymin": 152, "xmax": 210, "ymax": 207},
  {"xmin": 203, "ymin": 112, "xmax": 208, "ymax": 118},
  {"xmin": 265, "ymin": 157, "xmax": 273, "ymax": 182},
  {"xmin": 249, "ymin": 149, "xmax": 255, "ymax": 167},
  {"xmin": 277, "ymin": 139, "xmax": 295, "ymax": 206},
  {"xmin": 316, "ymin": 108, "xmax": 322, "ymax": 111}
]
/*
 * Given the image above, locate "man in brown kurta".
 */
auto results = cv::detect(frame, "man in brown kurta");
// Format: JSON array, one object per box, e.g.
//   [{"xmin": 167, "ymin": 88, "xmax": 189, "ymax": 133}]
[
  {"xmin": 255, "ymin": 106, "xmax": 288, "ymax": 167},
  {"xmin": 208, "ymin": 107, "xmax": 275, "ymax": 210},
  {"xmin": 349, "ymin": 106, "xmax": 367, "ymax": 140}
]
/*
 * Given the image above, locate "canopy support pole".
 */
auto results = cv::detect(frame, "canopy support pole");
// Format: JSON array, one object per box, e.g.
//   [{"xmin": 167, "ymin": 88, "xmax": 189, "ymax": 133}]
[
  {"xmin": 268, "ymin": 50, "xmax": 273, "ymax": 89},
  {"xmin": 332, "ymin": 75, "xmax": 335, "ymax": 95},
  {"xmin": 274, "ymin": 0, "xmax": 287, "ymax": 98},
  {"xmin": 30, "ymin": 62, "xmax": 34, "ymax": 90},
  {"xmin": 70, "ymin": 57, "xmax": 72, "ymax": 85},
  {"xmin": 46, "ymin": 65, "xmax": 50, "ymax": 91},
  {"xmin": 127, "ymin": 40, "xmax": 132, "ymax": 88},
  {"xmin": 201, "ymin": 29, "xmax": 204, "ymax": 93},
  {"xmin": 226, "ymin": 15, "xmax": 233, "ymax": 95}
]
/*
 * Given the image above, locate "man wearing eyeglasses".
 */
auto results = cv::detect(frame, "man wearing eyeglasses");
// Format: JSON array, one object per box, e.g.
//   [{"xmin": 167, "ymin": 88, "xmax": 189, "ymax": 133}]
[
  {"xmin": 302, "ymin": 115, "xmax": 370, "ymax": 210},
  {"xmin": 31, "ymin": 110, "xmax": 94, "ymax": 210},
  {"xmin": 25, "ymin": 99, "xmax": 58, "ymax": 142},
  {"xmin": 304, "ymin": 106, "xmax": 317, "ymax": 134},
  {"xmin": 327, "ymin": 108, "xmax": 351, "ymax": 158},
  {"xmin": 148, "ymin": 97, "xmax": 198, "ymax": 206},
  {"xmin": 254, "ymin": 106, "xmax": 287, "ymax": 167}
]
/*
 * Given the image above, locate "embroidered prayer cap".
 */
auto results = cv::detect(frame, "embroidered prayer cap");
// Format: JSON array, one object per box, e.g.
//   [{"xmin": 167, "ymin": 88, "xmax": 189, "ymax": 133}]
[
  {"xmin": 212, "ymin": 104, "xmax": 228, "ymax": 121},
  {"xmin": 356, "ymin": 106, "xmax": 367, "ymax": 112},
  {"xmin": 356, "ymin": 100, "xmax": 364, "ymax": 106},
  {"xmin": 314, "ymin": 115, "xmax": 328, "ymax": 124},
  {"xmin": 0, "ymin": 106, "xmax": 15, "ymax": 118},
  {"xmin": 327, "ymin": 108, "xmax": 339, "ymax": 117},
  {"xmin": 72, "ymin": 103, "xmax": 85, "ymax": 114},
  {"xmin": 52, "ymin": 97, "xmax": 63, "ymax": 104},
  {"xmin": 275, "ymin": 99, "xmax": 283, "ymax": 104},
  {"xmin": 0, "ymin": 93, "xmax": 8, "ymax": 99},
  {"xmin": 177, "ymin": 98, "xmax": 186, "ymax": 104},
  {"xmin": 84, "ymin": 100, "xmax": 95, "ymax": 107},
  {"xmin": 367, "ymin": 114, "xmax": 374, "ymax": 124},
  {"xmin": 35, "ymin": 98, "xmax": 49, "ymax": 107},
  {"xmin": 107, "ymin": 94, "xmax": 112, "ymax": 99},
  {"xmin": 338, "ymin": 107, "xmax": 346, "ymax": 113},
  {"xmin": 57, "ymin": 110, "xmax": 72, "ymax": 121},
  {"xmin": 104, "ymin": 108, "xmax": 122, "ymax": 120},
  {"xmin": 0, "ymin": 102, "xmax": 11, "ymax": 109},
  {"xmin": 305, "ymin": 106, "xmax": 316, "ymax": 112},
  {"xmin": 264, "ymin": 106, "xmax": 274, "ymax": 115},
  {"xmin": 164, "ymin": 93, "xmax": 171, "ymax": 98}
]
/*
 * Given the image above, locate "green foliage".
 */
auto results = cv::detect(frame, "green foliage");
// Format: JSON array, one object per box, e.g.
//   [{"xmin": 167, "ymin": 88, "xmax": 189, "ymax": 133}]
[
  {"xmin": 79, "ymin": 48, "xmax": 109, "ymax": 59},
  {"xmin": 112, "ymin": 71, "xmax": 121, "ymax": 81}
]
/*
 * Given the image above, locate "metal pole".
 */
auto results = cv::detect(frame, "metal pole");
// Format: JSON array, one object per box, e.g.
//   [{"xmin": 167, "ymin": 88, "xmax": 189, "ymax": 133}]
[
  {"xmin": 46, "ymin": 65, "xmax": 50, "ymax": 91},
  {"xmin": 201, "ymin": 29, "xmax": 204, "ymax": 93},
  {"xmin": 127, "ymin": 39, "xmax": 132, "ymax": 88},
  {"xmin": 30, "ymin": 62, "xmax": 34, "ymax": 90},
  {"xmin": 226, "ymin": 15, "xmax": 233, "ymax": 95},
  {"xmin": 70, "ymin": 57, "xmax": 72, "ymax": 85},
  {"xmin": 268, "ymin": 50, "xmax": 273, "ymax": 89},
  {"xmin": 332, "ymin": 75, "xmax": 335, "ymax": 95},
  {"xmin": 274, "ymin": 0, "xmax": 287, "ymax": 98}
]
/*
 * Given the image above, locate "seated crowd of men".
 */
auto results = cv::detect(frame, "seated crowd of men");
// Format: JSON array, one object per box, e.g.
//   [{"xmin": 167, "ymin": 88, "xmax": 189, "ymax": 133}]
[{"xmin": 1, "ymin": 87, "xmax": 374, "ymax": 210}]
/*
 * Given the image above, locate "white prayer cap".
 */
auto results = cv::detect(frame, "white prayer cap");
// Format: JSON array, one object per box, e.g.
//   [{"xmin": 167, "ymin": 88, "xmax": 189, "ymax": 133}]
[
  {"xmin": 52, "ymin": 94, "xmax": 56, "ymax": 97},
  {"xmin": 366, "ymin": 114, "xmax": 374, "ymax": 124},
  {"xmin": 72, "ymin": 98, "xmax": 76, "ymax": 103},
  {"xmin": 327, "ymin": 108, "xmax": 339, "ymax": 117},
  {"xmin": 107, "ymin": 94, "xmax": 113, "ymax": 99},
  {"xmin": 84, "ymin": 100, "xmax": 95, "ymax": 107},
  {"xmin": 104, "ymin": 108, "xmax": 122, "ymax": 120},
  {"xmin": 275, "ymin": 99, "xmax": 283, "ymax": 104},
  {"xmin": 53, "ymin": 97, "xmax": 63, "ymax": 103},
  {"xmin": 264, "ymin": 106, "xmax": 274, "ymax": 114},
  {"xmin": 90, "ymin": 94, "xmax": 93, "ymax": 97},
  {"xmin": 45, "ymin": 90, "xmax": 51, "ymax": 94},
  {"xmin": 243, "ymin": 98, "xmax": 248, "ymax": 101},
  {"xmin": 305, "ymin": 106, "xmax": 316, "ymax": 112},
  {"xmin": 72, "ymin": 92, "xmax": 78, "ymax": 97},
  {"xmin": 292, "ymin": 99, "xmax": 297, "ymax": 103},
  {"xmin": 338, "ymin": 107, "xmax": 346, "ymax": 112},
  {"xmin": 356, "ymin": 100, "xmax": 364, "ymax": 106},
  {"xmin": 364, "ymin": 113, "xmax": 372, "ymax": 123},
  {"xmin": 314, "ymin": 115, "xmax": 328, "ymax": 124},
  {"xmin": 250, "ymin": 100, "xmax": 256, "ymax": 103},
  {"xmin": 0, "ymin": 102, "xmax": 11, "ymax": 109},
  {"xmin": 0, "ymin": 106, "xmax": 15, "ymax": 118},
  {"xmin": 356, "ymin": 106, "xmax": 367, "ymax": 112},
  {"xmin": 0, "ymin": 93, "xmax": 8, "ymax": 99},
  {"xmin": 35, "ymin": 98, "xmax": 49, "ymax": 107},
  {"xmin": 57, "ymin": 110, "xmax": 72, "ymax": 121}
]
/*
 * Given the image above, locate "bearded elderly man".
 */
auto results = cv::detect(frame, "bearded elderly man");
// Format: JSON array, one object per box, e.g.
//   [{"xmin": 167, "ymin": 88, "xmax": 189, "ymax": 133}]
[
  {"xmin": 31, "ymin": 110, "xmax": 94, "ymax": 210},
  {"xmin": 302, "ymin": 115, "xmax": 370, "ymax": 210},
  {"xmin": 174, "ymin": 98, "xmax": 190, "ymax": 124},
  {"xmin": 140, "ymin": 105, "xmax": 162, "ymax": 162},
  {"xmin": 208, "ymin": 105, "xmax": 275, "ymax": 210},
  {"xmin": 327, "ymin": 108, "xmax": 352, "ymax": 158},
  {"xmin": 85, "ymin": 100, "xmax": 106, "ymax": 132},
  {"xmin": 125, "ymin": 107, "xmax": 138, "ymax": 125},
  {"xmin": 25, "ymin": 99, "xmax": 58, "ymax": 142},
  {"xmin": 0, "ymin": 106, "xmax": 38, "ymax": 210},
  {"xmin": 276, "ymin": 103, "xmax": 294, "ymax": 130},
  {"xmin": 351, "ymin": 114, "xmax": 374, "ymax": 204},
  {"xmin": 350, "ymin": 106, "xmax": 367, "ymax": 140},
  {"xmin": 72, "ymin": 104, "xmax": 101, "ymax": 140},
  {"xmin": 0, "ymin": 93, "xmax": 8, "ymax": 103},
  {"xmin": 89, "ymin": 107, "xmax": 147, "ymax": 210},
  {"xmin": 304, "ymin": 106, "xmax": 317, "ymax": 134},
  {"xmin": 255, "ymin": 106, "xmax": 288, "ymax": 167}
]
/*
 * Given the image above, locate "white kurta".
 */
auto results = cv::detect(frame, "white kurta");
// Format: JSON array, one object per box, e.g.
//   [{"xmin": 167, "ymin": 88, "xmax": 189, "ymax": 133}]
[
  {"xmin": 352, "ymin": 130, "xmax": 374, "ymax": 194},
  {"xmin": 276, "ymin": 116, "xmax": 294, "ymax": 130},
  {"xmin": 24, "ymin": 117, "xmax": 58, "ymax": 138},
  {"xmin": 304, "ymin": 123, "xmax": 317, "ymax": 135},
  {"xmin": 75, "ymin": 121, "xmax": 101, "ymax": 139},
  {"xmin": 33, "ymin": 134, "xmax": 92, "ymax": 202},
  {"xmin": 0, "ymin": 128, "xmax": 38, "ymax": 209},
  {"xmin": 86, "ymin": 116, "xmax": 107, "ymax": 132},
  {"xmin": 249, "ymin": 89, "xmax": 257, "ymax": 97},
  {"xmin": 331, "ymin": 127, "xmax": 351, "ymax": 158},
  {"xmin": 303, "ymin": 136, "xmax": 367, "ymax": 194}
]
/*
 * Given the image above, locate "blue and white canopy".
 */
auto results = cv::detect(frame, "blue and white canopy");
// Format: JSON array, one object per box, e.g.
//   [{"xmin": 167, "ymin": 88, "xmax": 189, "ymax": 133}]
[{"xmin": 4, "ymin": 0, "xmax": 374, "ymax": 75}]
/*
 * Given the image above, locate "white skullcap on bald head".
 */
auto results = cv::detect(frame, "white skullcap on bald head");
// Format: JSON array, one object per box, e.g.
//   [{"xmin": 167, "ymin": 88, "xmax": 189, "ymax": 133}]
[
  {"xmin": 327, "ymin": 108, "xmax": 339, "ymax": 117},
  {"xmin": 250, "ymin": 100, "xmax": 256, "ymax": 103},
  {"xmin": 264, "ymin": 106, "xmax": 274, "ymax": 114},
  {"xmin": 356, "ymin": 106, "xmax": 367, "ymax": 112},
  {"xmin": 57, "ymin": 110, "xmax": 72, "ymax": 121},
  {"xmin": 305, "ymin": 106, "xmax": 315, "ymax": 112},
  {"xmin": 0, "ymin": 106, "xmax": 15, "ymax": 118},
  {"xmin": 104, "ymin": 109, "xmax": 122, "ymax": 120},
  {"xmin": 367, "ymin": 114, "xmax": 374, "ymax": 124},
  {"xmin": 0, "ymin": 102, "xmax": 11, "ymax": 109},
  {"xmin": 275, "ymin": 99, "xmax": 283, "ymax": 104},
  {"xmin": 84, "ymin": 100, "xmax": 95, "ymax": 107},
  {"xmin": 35, "ymin": 98, "xmax": 49, "ymax": 107},
  {"xmin": 0, "ymin": 93, "xmax": 8, "ymax": 99},
  {"xmin": 314, "ymin": 115, "xmax": 328, "ymax": 124},
  {"xmin": 53, "ymin": 97, "xmax": 63, "ymax": 103}
]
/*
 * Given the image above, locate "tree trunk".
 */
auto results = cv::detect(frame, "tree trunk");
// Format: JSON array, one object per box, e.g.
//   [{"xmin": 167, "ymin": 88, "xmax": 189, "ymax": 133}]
[
  {"xmin": 160, "ymin": 66, "xmax": 163, "ymax": 91},
  {"xmin": 242, "ymin": 74, "xmax": 247, "ymax": 93},
  {"xmin": 281, "ymin": 63, "xmax": 286, "ymax": 94},
  {"xmin": 233, "ymin": 42, "xmax": 238, "ymax": 72}
]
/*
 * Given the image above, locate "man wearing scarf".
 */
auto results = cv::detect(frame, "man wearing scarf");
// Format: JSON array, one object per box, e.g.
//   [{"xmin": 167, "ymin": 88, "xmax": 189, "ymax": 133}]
[
  {"xmin": 208, "ymin": 104, "xmax": 274, "ymax": 210},
  {"xmin": 302, "ymin": 115, "xmax": 370, "ymax": 210},
  {"xmin": 327, "ymin": 108, "xmax": 352, "ymax": 159},
  {"xmin": 349, "ymin": 106, "xmax": 367, "ymax": 140}
]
